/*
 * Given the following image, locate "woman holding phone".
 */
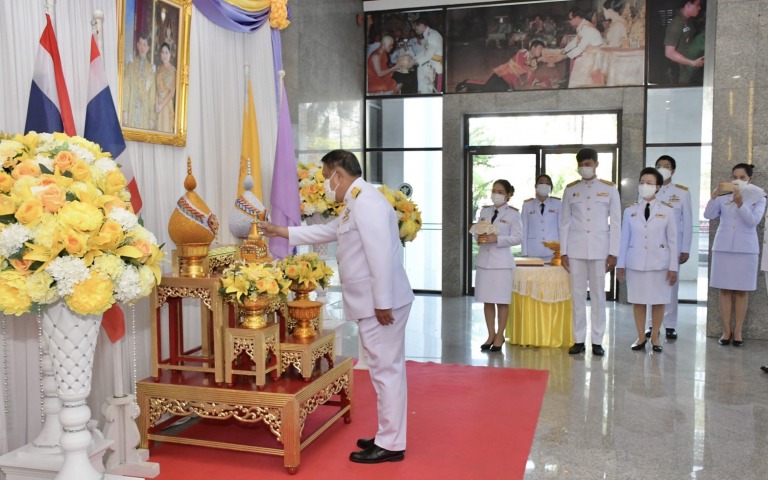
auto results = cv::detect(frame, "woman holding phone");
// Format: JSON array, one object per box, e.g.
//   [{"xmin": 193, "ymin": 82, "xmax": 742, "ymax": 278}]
[{"xmin": 704, "ymin": 163, "xmax": 766, "ymax": 347}]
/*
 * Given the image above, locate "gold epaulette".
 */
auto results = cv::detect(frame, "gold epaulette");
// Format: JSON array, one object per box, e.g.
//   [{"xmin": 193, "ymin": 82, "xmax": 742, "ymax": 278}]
[
  {"xmin": 351, "ymin": 187, "xmax": 361, "ymax": 198},
  {"xmin": 566, "ymin": 180, "xmax": 580, "ymax": 188},
  {"xmin": 550, "ymin": 196, "xmax": 561, "ymax": 200},
  {"xmin": 675, "ymin": 184, "xmax": 689, "ymax": 191},
  {"xmin": 661, "ymin": 201, "xmax": 673, "ymax": 208},
  {"xmin": 599, "ymin": 179, "xmax": 615, "ymax": 186}
]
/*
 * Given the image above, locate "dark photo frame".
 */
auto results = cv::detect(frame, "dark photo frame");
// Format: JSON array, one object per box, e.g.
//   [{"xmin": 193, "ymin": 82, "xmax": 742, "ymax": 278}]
[{"xmin": 647, "ymin": 0, "xmax": 705, "ymax": 86}]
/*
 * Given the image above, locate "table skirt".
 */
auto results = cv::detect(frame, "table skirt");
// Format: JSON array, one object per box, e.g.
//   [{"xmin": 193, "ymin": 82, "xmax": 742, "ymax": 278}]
[{"xmin": 506, "ymin": 293, "xmax": 574, "ymax": 348}]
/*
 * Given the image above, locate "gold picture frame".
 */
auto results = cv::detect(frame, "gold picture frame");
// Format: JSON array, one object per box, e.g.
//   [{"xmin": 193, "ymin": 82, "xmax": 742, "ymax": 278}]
[{"xmin": 118, "ymin": 0, "xmax": 191, "ymax": 146}]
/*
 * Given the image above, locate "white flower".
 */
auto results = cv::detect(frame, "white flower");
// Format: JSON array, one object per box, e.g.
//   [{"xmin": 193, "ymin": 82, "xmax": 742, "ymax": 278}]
[
  {"xmin": 94, "ymin": 157, "xmax": 118, "ymax": 174},
  {"xmin": 114, "ymin": 265, "xmax": 141, "ymax": 303},
  {"xmin": 0, "ymin": 223, "xmax": 31, "ymax": 258},
  {"xmin": 108, "ymin": 208, "xmax": 138, "ymax": 231},
  {"xmin": 45, "ymin": 257, "xmax": 89, "ymax": 297},
  {"xmin": 67, "ymin": 144, "xmax": 95, "ymax": 164},
  {"xmin": 35, "ymin": 153, "xmax": 53, "ymax": 171},
  {"xmin": 131, "ymin": 225, "xmax": 158, "ymax": 245},
  {"xmin": 137, "ymin": 265, "xmax": 156, "ymax": 298}
]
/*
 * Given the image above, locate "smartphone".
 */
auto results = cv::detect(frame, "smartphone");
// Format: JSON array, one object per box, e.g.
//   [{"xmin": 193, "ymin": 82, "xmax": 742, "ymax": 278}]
[{"xmin": 719, "ymin": 182, "xmax": 736, "ymax": 193}]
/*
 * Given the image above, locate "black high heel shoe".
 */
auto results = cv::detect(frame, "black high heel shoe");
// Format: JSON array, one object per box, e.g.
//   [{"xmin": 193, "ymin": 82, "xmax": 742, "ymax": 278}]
[
  {"xmin": 489, "ymin": 334, "xmax": 504, "ymax": 352},
  {"xmin": 651, "ymin": 343, "xmax": 663, "ymax": 353},
  {"xmin": 631, "ymin": 340, "xmax": 647, "ymax": 351},
  {"xmin": 718, "ymin": 335, "xmax": 731, "ymax": 346},
  {"xmin": 480, "ymin": 342, "xmax": 493, "ymax": 351}
]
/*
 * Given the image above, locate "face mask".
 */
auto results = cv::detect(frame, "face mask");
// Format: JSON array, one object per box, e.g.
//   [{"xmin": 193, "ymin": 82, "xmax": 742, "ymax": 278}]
[
  {"xmin": 323, "ymin": 171, "xmax": 338, "ymax": 200},
  {"xmin": 657, "ymin": 167, "xmax": 672, "ymax": 182},
  {"xmin": 491, "ymin": 193, "xmax": 507, "ymax": 207},
  {"xmin": 638, "ymin": 184, "xmax": 656, "ymax": 200},
  {"xmin": 578, "ymin": 166, "xmax": 594, "ymax": 179},
  {"xmin": 536, "ymin": 184, "xmax": 552, "ymax": 197},
  {"xmin": 732, "ymin": 179, "xmax": 748, "ymax": 189}
]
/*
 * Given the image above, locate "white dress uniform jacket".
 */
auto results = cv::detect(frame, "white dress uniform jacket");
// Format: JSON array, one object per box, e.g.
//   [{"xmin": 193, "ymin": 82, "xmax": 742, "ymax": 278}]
[
  {"xmin": 704, "ymin": 193, "xmax": 766, "ymax": 255},
  {"xmin": 655, "ymin": 182, "xmax": 692, "ymax": 256},
  {"xmin": 521, "ymin": 196, "xmax": 561, "ymax": 259},
  {"xmin": 617, "ymin": 200, "xmax": 679, "ymax": 272},
  {"xmin": 475, "ymin": 204, "xmax": 523, "ymax": 269},
  {"xmin": 559, "ymin": 178, "xmax": 622, "ymax": 260},
  {"xmin": 288, "ymin": 178, "xmax": 415, "ymax": 320},
  {"xmin": 414, "ymin": 26, "xmax": 443, "ymax": 93}
]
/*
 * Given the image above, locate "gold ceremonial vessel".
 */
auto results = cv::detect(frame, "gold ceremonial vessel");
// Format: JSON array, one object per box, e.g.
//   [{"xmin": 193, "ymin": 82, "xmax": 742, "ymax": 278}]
[
  {"xmin": 287, "ymin": 299, "xmax": 323, "ymax": 339},
  {"xmin": 543, "ymin": 241, "xmax": 562, "ymax": 266},
  {"xmin": 238, "ymin": 295, "xmax": 277, "ymax": 329},
  {"xmin": 290, "ymin": 281, "xmax": 316, "ymax": 302}
]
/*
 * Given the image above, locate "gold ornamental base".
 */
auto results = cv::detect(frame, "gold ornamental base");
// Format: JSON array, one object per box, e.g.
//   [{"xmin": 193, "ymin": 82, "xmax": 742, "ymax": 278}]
[
  {"xmin": 289, "ymin": 281, "xmax": 316, "ymax": 302},
  {"xmin": 287, "ymin": 299, "xmax": 323, "ymax": 338},
  {"xmin": 177, "ymin": 243, "xmax": 210, "ymax": 278},
  {"xmin": 238, "ymin": 296, "xmax": 275, "ymax": 329}
]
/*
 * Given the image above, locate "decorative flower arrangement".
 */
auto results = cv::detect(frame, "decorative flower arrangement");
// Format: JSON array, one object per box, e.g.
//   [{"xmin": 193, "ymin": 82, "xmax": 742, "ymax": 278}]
[
  {"xmin": 0, "ymin": 132, "xmax": 163, "ymax": 316},
  {"xmin": 297, "ymin": 161, "xmax": 345, "ymax": 220},
  {"xmin": 279, "ymin": 252, "xmax": 334, "ymax": 289},
  {"xmin": 218, "ymin": 260, "xmax": 292, "ymax": 304},
  {"xmin": 378, "ymin": 185, "xmax": 422, "ymax": 245}
]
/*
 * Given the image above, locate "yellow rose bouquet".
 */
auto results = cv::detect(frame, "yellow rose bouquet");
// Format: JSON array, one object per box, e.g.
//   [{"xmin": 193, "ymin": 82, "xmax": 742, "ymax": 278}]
[
  {"xmin": 218, "ymin": 260, "xmax": 292, "ymax": 304},
  {"xmin": 278, "ymin": 252, "xmax": 334, "ymax": 289},
  {"xmin": 297, "ymin": 161, "xmax": 345, "ymax": 220},
  {"xmin": 0, "ymin": 132, "xmax": 163, "ymax": 316},
  {"xmin": 378, "ymin": 184, "xmax": 423, "ymax": 246}
]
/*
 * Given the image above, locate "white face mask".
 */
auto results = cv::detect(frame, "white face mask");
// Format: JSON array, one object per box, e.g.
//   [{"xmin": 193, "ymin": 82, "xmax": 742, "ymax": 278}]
[
  {"xmin": 732, "ymin": 179, "xmax": 748, "ymax": 189},
  {"xmin": 657, "ymin": 167, "xmax": 672, "ymax": 182},
  {"xmin": 535, "ymin": 184, "xmax": 552, "ymax": 197},
  {"xmin": 491, "ymin": 193, "xmax": 507, "ymax": 207},
  {"xmin": 323, "ymin": 171, "xmax": 339, "ymax": 201},
  {"xmin": 638, "ymin": 184, "xmax": 657, "ymax": 200},
  {"xmin": 578, "ymin": 166, "xmax": 595, "ymax": 179}
]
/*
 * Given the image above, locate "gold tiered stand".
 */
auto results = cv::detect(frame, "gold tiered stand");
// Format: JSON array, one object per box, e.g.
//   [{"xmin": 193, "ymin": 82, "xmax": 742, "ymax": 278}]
[{"xmin": 543, "ymin": 241, "xmax": 562, "ymax": 266}]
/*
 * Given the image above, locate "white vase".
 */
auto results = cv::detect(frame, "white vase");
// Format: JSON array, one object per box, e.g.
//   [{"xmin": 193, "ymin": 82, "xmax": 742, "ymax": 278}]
[
  {"xmin": 42, "ymin": 301, "xmax": 102, "ymax": 480},
  {"xmin": 30, "ymin": 335, "xmax": 63, "ymax": 453}
]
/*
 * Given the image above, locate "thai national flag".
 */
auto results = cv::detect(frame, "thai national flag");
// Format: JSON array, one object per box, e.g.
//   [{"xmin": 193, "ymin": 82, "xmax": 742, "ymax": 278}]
[
  {"xmin": 83, "ymin": 34, "xmax": 143, "ymax": 214},
  {"xmin": 25, "ymin": 13, "xmax": 76, "ymax": 136}
]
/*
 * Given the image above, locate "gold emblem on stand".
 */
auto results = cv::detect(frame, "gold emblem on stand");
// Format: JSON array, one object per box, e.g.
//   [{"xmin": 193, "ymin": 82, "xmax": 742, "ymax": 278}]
[{"xmin": 543, "ymin": 241, "xmax": 562, "ymax": 266}]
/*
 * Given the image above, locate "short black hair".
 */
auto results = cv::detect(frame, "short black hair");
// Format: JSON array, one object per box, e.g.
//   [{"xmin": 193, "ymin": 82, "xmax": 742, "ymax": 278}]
[
  {"xmin": 576, "ymin": 148, "xmax": 598, "ymax": 163},
  {"xmin": 603, "ymin": 0, "xmax": 624, "ymax": 11},
  {"xmin": 320, "ymin": 149, "xmax": 363, "ymax": 177},
  {"xmin": 655, "ymin": 155, "xmax": 677, "ymax": 170},
  {"xmin": 639, "ymin": 167, "xmax": 663, "ymax": 186},
  {"xmin": 530, "ymin": 39, "xmax": 545, "ymax": 49},
  {"xmin": 536, "ymin": 174, "xmax": 553, "ymax": 185},
  {"xmin": 494, "ymin": 179, "xmax": 514, "ymax": 196},
  {"xmin": 568, "ymin": 7, "xmax": 587, "ymax": 19},
  {"xmin": 733, "ymin": 163, "xmax": 754, "ymax": 177},
  {"xmin": 412, "ymin": 16, "xmax": 429, "ymax": 28}
]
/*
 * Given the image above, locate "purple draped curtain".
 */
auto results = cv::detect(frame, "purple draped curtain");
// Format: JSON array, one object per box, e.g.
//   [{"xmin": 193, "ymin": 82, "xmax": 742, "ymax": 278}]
[{"xmin": 193, "ymin": 0, "xmax": 272, "ymax": 33}]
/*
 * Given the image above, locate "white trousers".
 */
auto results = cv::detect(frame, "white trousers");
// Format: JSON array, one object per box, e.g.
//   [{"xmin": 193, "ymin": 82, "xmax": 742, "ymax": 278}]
[
  {"xmin": 357, "ymin": 302, "xmax": 411, "ymax": 451},
  {"xmin": 569, "ymin": 258, "xmax": 607, "ymax": 345}
]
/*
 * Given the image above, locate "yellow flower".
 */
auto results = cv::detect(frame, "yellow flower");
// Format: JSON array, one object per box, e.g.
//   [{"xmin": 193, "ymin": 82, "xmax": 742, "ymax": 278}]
[
  {"xmin": 98, "ymin": 170, "xmax": 127, "ymax": 196},
  {"xmin": 27, "ymin": 270, "xmax": 56, "ymax": 304},
  {"xmin": 15, "ymin": 199, "xmax": 44, "ymax": 225},
  {"xmin": 0, "ymin": 195, "xmax": 16, "ymax": 216},
  {"xmin": 58, "ymin": 201, "xmax": 104, "ymax": 232},
  {"xmin": 57, "ymin": 227, "xmax": 90, "ymax": 257},
  {"xmin": 94, "ymin": 220, "xmax": 125, "ymax": 250},
  {"xmin": 12, "ymin": 159, "xmax": 42, "ymax": 179},
  {"xmin": 0, "ymin": 270, "xmax": 33, "ymax": 315},
  {"xmin": 31, "ymin": 213, "xmax": 58, "ymax": 248},
  {"xmin": 0, "ymin": 172, "xmax": 15, "ymax": 193},
  {"xmin": 93, "ymin": 254, "xmax": 125, "ymax": 279},
  {"xmin": 70, "ymin": 181, "xmax": 102, "ymax": 206},
  {"xmin": 65, "ymin": 271, "xmax": 114, "ymax": 315},
  {"xmin": 69, "ymin": 160, "xmax": 91, "ymax": 182},
  {"xmin": 53, "ymin": 150, "xmax": 77, "ymax": 172},
  {"xmin": 0, "ymin": 139, "xmax": 23, "ymax": 165},
  {"xmin": 38, "ymin": 184, "xmax": 67, "ymax": 213}
]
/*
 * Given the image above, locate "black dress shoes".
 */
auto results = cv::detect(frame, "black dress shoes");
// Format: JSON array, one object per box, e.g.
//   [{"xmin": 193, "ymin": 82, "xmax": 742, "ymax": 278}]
[
  {"xmin": 631, "ymin": 341, "xmax": 647, "ymax": 351},
  {"xmin": 568, "ymin": 343, "xmax": 585, "ymax": 354},
  {"xmin": 665, "ymin": 328, "xmax": 678, "ymax": 340},
  {"xmin": 645, "ymin": 327, "xmax": 652, "ymax": 339},
  {"xmin": 592, "ymin": 345, "xmax": 605, "ymax": 357},
  {"xmin": 718, "ymin": 336, "xmax": 731, "ymax": 346},
  {"xmin": 480, "ymin": 343, "xmax": 492, "ymax": 351},
  {"xmin": 760, "ymin": 366, "xmax": 768, "ymax": 374},
  {"xmin": 651, "ymin": 343, "xmax": 663, "ymax": 353},
  {"xmin": 349, "ymin": 445, "xmax": 405, "ymax": 464},
  {"xmin": 357, "ymin": 437, "xmax": 375, "ymax": 449},
  {"xmin": 733, "ymin": 339, "xmax": 744, "ymax": 347}
]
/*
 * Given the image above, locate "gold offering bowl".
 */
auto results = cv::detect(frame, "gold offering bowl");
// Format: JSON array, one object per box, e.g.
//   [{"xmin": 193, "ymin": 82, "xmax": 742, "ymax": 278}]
[
  {"xmin": 542, "ymin": 241, "xmax": 562, "ymax": 266},
  {"xmin": 287, "ymin": 299, "xmax": 323, "ymax": 339},
  {"xmin": 237, "ymin": 295, "xmax": 275, "ymax": 329},
  {"xmin": 289, "ymin": 281, "xmax": 316, "ymax": 302},
  {"xmin": 177, "ymin": 243, "xmax": 211, "ymax": 278}
]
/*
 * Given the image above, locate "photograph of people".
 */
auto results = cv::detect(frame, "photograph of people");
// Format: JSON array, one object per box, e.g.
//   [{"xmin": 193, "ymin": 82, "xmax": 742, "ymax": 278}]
[
  {"xmin": 455, "ymin": 40, "xmax": 551, "ymax": 92},
  {"xmin": 155, "ymin": 42, "xmax": 176, "ymax": 133},
  {"xmin": 367, "ymin": 36, "xmax": 406, "ymax": 95},
  {"xmin": 561, "ymin": 6, "xmax": 604, "ymax": 88},
  {"xmin": 644, "ymin": 155, "xmax": 692, "ymax": 341},
  {"xmin": 704, "ymin": 164, "xmax": 766, "ymax": 347},
  {"xmin": 521, "ymin": 174, "xmax": 561, "ymax": 262},
  {"xmin": 411, "ymin": 16, "xmax": 444, "ymax": 93},
  {"xmin": 647, "ymin": 0, "xmax": 705, "ymax": 85},
  {"xmin": 122, "ymin": 33, "xmax": 156, "ymax": 130},
  {"xmin": 472, "ymin": 180, "xmax": 522, "ymax": 352},
  {"xmin": 616, "ymin": 168, "xmax": 679, "ymax": 353},
  {"xmin": 602, "ymin": 0, "xmax": 629, "ymax": 47}
]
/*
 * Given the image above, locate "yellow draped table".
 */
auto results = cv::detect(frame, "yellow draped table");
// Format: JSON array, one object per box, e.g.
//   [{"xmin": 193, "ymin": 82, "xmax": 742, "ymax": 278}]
[{"xmin": 506, "ymin": 265, "xmax": 573, "ymax": 348}]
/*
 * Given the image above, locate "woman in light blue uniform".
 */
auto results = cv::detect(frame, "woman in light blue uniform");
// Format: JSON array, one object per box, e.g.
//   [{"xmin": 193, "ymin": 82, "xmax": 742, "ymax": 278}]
[
  {"xmin": 616, "ymin": 168, "xmax": 678, "ymax": 353},
  {"xmin": 521, "ymin": 174, "xmax": 561, "ymax": 262},
  {"xmin": 705, "ymin": 163, "xmax": 767, "ymax": 347},
  {"xmin": 473, "ymin": 180, "xmax": 522, "ymax": 352}
]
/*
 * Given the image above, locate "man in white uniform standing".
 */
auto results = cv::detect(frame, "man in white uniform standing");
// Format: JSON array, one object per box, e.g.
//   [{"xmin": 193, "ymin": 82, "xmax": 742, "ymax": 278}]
[
  {"xmin": 411, "ymin": 17, "xmax": 443, "ymax": 93},
  {"xmin": 560, "ymin": 148, "xmax": 621, "ymax": 356},
  {"xmin": 561, "ymin": 7, "xmax": 604, "ymax": 88},
  {"xmin": 261, "ymin": 150, "xmax": 414, "ymax": 464},
  {"xmin": 645, "ymin": 155, "xmax": 692, "ymax": 340}
]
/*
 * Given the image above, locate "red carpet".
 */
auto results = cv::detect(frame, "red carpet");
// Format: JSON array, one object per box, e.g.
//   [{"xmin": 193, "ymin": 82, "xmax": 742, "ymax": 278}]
[{"xmin": 150, "ymin": 361, "xmax": 548, "ymax": 479}]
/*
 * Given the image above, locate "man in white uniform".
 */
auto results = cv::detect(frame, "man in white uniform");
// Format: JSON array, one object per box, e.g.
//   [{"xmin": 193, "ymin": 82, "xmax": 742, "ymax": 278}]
[
  {"xmin": 645, "ymin": 155, "xmax": 692, "ymax": 340},
  {"xmin": 411, "ymin": 17, "xmax": 443, "ymax": 93},
  {"xmin": 560, "ymin": 148, "xmax": 621, "ymax": 356},
  {"xmin": 562, "ymin": 7, "xmax": 604, "ymax": 88},
  {"xmin": 522, "ymin": 174, "xmax": 561, "ymax": 263},
  {"xmin": 260, "ymin": 150, "xmax": 414, "ymax": 464}
]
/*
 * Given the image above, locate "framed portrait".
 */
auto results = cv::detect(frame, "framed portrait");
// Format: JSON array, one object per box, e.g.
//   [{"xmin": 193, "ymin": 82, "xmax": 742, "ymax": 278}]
[
  {"xmin": 447, "ymin": 0, "xmax": 646, "ymax": 93},
  {"xmin": 118, "ymin": 0, "xmax": 191, "ymax": 146},
  {"xmin": 365, "ymin": 9, "xmax": 445, "ymax": 96},
  {"xmin": 646, "ymin": 0, "xmax": 705, "ymax": 86}
]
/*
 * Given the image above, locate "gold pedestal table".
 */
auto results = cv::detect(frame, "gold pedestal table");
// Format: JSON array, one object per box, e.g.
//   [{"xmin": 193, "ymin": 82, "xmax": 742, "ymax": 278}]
[
  {"xmin": 224, "ymin": 322, "xmax": 281, "ymax": 388},
  {"xmin": 506, "ymin": 266, "xmax": 574, "ymax": 348},
  {"xmin": 280, "ymin": 331, "xmax": 335, "ymax": 382},
  {"xmin": 137, "ymin": 356, "xmax": 353, "ymax": 475}
]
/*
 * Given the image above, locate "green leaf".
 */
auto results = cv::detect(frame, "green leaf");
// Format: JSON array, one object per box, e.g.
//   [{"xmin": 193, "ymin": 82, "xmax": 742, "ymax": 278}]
[
  {"xmin": 0, "ymin": 214, "xmax": 16, "ymax": 225},
  {"xmin": 65, "ymin": 192, "xmax": 78, "ymax": 202},
  {"xmin": 40, "ymin": 164, "xmax": 54, "ymax": 175}
]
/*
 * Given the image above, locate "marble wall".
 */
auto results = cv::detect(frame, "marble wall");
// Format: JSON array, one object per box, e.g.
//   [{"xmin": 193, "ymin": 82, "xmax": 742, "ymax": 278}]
[
  {"xmin": 708, "ymin": 0, "xmax": 768, "ymax": 339},
  {"xmin": 442, "ymin": 87, "xmax": 646, "ymax": 297}
]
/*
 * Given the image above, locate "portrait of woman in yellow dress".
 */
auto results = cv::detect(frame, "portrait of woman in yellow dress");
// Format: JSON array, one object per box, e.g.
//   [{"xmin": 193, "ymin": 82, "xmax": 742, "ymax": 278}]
[{"xmin": 155, "ymin": 42, "xmax": 176, "ymax": 133}]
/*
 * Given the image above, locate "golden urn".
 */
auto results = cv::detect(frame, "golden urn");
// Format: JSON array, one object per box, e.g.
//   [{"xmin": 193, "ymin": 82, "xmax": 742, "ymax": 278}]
[
  {"xmin": 543, "ymin": 241, "xmax": 562, "ymax": 266},
  {"xmin": 287, "ymin": 299, "xmax": 323, "ymax": 339},
  {"xmin": 238, "ymin": 295, "xmax": 276, "ymax": 329},
  {"xmin": 289, "ymin": 281, "xmax": 316, "ymax": 302}
]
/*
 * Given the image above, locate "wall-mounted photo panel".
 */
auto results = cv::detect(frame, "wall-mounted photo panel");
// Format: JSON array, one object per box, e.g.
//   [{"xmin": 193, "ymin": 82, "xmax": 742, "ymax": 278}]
[
  {"xmin": 447, "ymin": 0, "xmax": 646, "ymax": 93},
  {"xmin": 647, "ymin": 0, "xmax": 705, "ymax": 86},
  {"xmin": 366, "ymin": 9, "xmax": 445, "ymax": 96}
]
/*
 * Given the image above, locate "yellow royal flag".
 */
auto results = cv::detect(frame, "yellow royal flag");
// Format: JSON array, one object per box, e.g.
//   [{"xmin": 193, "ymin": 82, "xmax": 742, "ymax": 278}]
[{"xmin": 238, "ymin": 79, "xmax": 263, "ymax": 200}]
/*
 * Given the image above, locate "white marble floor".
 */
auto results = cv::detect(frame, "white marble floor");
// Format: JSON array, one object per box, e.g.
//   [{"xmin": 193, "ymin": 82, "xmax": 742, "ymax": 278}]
[{"xmin": 324, "ymin": 292, "xmax": 768, "ymax": 480}]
